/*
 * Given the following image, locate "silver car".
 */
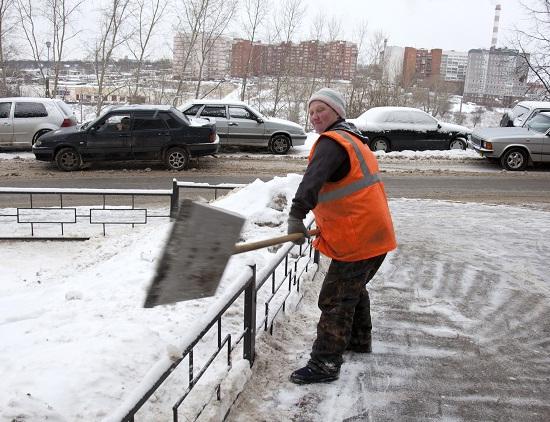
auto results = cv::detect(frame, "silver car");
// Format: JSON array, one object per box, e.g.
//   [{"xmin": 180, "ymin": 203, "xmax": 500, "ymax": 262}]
[
  {"xmin": 179, "ymin": 99, "xmax": 307, "ymax": 154},
  {"xmin": 499, "ymin": 100, "xmax": 550, "ymax": 127},
  {"xmin": 469, "ymin": 111, "xmax": 550, "ymax": 171},
  {"xmin": 0, "ymin": 97, "xmax": 77, "ymax": 148}
]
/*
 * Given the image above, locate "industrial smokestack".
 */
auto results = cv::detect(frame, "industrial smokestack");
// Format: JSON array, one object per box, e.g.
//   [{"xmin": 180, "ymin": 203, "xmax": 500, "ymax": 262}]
[{"xmin": 491, "ymin": 4, "xmax": 501, "ymax": 49}]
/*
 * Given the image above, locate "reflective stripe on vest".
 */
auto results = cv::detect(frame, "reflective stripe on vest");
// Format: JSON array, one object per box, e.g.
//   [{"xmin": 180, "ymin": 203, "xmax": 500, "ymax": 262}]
[{"xmin": 317, "ymin": 130, "xmax": 381, "ymax": 203}]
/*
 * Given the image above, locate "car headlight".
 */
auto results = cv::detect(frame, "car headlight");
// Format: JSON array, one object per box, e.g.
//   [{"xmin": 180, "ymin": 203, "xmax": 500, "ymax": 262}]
[{"xmin": 34, "ymin": 140, "xmax": 42, "ymax": 147}]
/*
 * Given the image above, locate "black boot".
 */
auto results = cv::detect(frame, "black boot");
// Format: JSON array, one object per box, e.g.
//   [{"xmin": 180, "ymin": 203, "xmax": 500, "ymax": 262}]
[{"xmin": 289, "ymin": 360, "xmax": 340, "ymax": 384}]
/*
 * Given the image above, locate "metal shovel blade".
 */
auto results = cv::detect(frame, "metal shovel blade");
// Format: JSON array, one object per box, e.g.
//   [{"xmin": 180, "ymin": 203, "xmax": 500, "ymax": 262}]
[{"xmin": 144, "ymin": 199, "xmax": 245, "ymax": 307}]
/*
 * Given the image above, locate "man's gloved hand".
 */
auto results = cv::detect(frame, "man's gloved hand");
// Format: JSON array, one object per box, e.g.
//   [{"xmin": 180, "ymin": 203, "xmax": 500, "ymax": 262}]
[{"xmin": 287, "ymin": 215, "xmax": 309, "ymax": 245}]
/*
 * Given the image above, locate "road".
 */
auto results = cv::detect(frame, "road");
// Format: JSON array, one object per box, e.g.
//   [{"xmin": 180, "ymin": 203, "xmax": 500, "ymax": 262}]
[{"xmin": 1, "ymin": 153, "xmax": 550, "ymax": 209}]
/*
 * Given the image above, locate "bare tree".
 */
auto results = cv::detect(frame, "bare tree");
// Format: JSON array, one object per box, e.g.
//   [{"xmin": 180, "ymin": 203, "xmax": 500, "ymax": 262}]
[
  {"xmin": 172, "ymin": 0, "xmax": 209, "ymax": 102},
  {"xmin": 270, "ymin": 0, "xmax": 306, "ymax": 116},
  {"xmin": 126, "ymin": 0, "xmax": 166, "ymax": 102},
  {"xmin": 453, "ymin": 111, "xmax": 466, "ymax": 125},
  {"xmin": 0, "ymin": 0, "xmax": 16, "ymax": 95},
  {"xmin": 193, "ymin": 0, "xmax": 237, "ymax": 98},
  {"xmin": 92, "ymin": 0, "xmax": 132, "ymax": 114},
  {"xmin": 16, "ymin": 0, "xmax": 83, "ymax": 98},
  {"xmin": 472, "ymin": 106, "xmax": 484, "ymax": 127},
  {"xmin": 16, "ymin": 0, "xmax": 48, "ymax": 94},
  {"xmin": 47, "ymin": 0, "xmax": 85, "ymax": 97},
  {"xmin": 239, "ymin": 0, "xmax": 269, "ymax": 101},
  {"xmin": 303, "ymin": 11, "xmax": 327, "ymax": 127},
  {"xmin": 513, "ymin": 0, "xmax": 550, "ymax": 98},
  {"xmin": 322, "ymin": 15, "xmax": 343, "ymax": 85},
  {"xmin": 346, "ymin": 18, "xmax": 369, "ymax": 119},
  {"xmin": 347, "ymin": 30, "xmax": 403, "ymax": 117}
]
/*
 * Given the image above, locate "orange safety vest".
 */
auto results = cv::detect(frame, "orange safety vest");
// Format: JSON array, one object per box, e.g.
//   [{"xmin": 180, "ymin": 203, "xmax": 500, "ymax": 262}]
[{"xmin": 309, "ymin": 129, "xmax": 397, "ymax": 261}]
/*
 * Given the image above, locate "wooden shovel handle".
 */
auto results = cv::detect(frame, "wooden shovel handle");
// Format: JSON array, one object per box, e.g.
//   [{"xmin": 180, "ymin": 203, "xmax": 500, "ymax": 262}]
[{"xmin": 233, "ymin": 229, "xmax": 320, "ymax": 255}]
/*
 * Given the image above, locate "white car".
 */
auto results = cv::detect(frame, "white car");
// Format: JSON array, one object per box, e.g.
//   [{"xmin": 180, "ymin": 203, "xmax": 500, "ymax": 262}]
[
  {"xmin": 0, "ymin": 97, "xmax": 77, "ymax": 149},
  {"xmin": 179, "ymin": 99, "xmax": 307, "ymax": 154}
]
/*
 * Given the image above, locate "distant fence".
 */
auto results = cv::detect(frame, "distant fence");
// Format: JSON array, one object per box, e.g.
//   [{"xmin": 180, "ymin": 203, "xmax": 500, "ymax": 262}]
[{"xmin": 0, "ymin": 180, "xmax": 245, "ymax": 238}]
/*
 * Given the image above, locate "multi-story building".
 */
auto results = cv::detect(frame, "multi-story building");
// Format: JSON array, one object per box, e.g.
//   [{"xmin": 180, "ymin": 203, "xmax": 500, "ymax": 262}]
[
  {"xmin": 439, "ymin": 50, "xmax": 469, "ymax": 93},
  {"xmin": 440, "ymin": 51, "xmax": 468, "ymax": 82},
  {"xmin": 172, "ymin": 33, "xmax": 232, "ymax": 80},
  {"xmin": 463, "ymin": 48, "xmax": 529, "ymax": 105},
  {"xmin": 402, "ymin": 47, "xmax": 442, "ymax": 87},
  {"xmin": 231, "ymin": 39, "xmax": 267, "ymax": 78},
  {"xmin": 230, "ymin": 39, "xmax": 357, "ymax": 81}
]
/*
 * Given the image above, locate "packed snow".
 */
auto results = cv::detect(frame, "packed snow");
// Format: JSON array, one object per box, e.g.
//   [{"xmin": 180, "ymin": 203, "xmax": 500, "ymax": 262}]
[
  {"xmin": 1, "ymin": 102, "xmax": 549, "ymax": 420},
  {"xmin": 1, "ymin": 163, "xmax": 549, "ymax": 420}
]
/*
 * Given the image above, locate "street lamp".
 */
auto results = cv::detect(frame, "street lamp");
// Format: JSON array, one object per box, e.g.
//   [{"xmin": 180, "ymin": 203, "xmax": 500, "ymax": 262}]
[{"xmin": 45, "ymin": 41, "xmax": 51, "ymax": 98}]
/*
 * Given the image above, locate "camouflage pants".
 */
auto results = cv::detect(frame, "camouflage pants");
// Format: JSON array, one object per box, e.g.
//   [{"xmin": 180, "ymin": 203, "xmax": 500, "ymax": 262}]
[{"xmin": 309, "ymin": 253, "xmax": 386, "ymax": 367}]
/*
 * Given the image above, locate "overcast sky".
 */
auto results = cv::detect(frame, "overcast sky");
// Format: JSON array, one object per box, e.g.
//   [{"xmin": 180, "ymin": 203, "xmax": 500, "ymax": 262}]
[
  {"xmin": 301, "ymin": 0, "xmax": 529, "ymax": 51},
  {"xmin": 28, "ymin": 0, "xmax": 532, "ymax": 61}
]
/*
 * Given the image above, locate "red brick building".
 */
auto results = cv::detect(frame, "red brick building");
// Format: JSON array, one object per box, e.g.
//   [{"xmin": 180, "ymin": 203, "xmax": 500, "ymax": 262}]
[
  {"xmin": 402, "ymin": 47, "xmax": 443, "ymax": 87},
  {"xmin": 231, "ymin": 39, "xmax": 357, "ymax": 81}
]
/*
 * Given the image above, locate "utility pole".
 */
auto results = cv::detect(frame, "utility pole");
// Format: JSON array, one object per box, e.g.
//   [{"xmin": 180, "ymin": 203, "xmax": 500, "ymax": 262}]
[{"xmin": 45, "ymin": 41, "xmax": 51, "ymax": 98}]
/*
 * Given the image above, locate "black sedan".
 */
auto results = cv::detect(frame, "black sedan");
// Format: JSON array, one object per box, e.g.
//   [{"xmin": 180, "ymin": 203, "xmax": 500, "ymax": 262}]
[
  {"xmin": 347, "ymin": 106, "xmax": 471, "ymax": 152},
  {"xmin": 32, "ymin": 105, "xmax": 219, "ymax": 171}
]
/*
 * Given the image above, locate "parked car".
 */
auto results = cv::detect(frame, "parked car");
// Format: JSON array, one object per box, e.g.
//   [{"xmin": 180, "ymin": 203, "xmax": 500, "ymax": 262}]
[
  {"xmin": 499, "ymin": 101, "xmax": 550, "ymax": 127},
  {"xmin": 469, "ymin": 111, "xmax": 550, "ymax": 171},
  {"xmin": 347, "ymin": 107, "xmax": 471, "ymax": 152},
  {"xmin": 0, "ymin": 97, "xmax": 77, "ymax": 148},
  {"xmin": 32, "ymin": 105, "xmax": 219, "ymax": 171},
  {"xmin": 179, "ymin": 99, "xmax": 307, "ymax": 154}
]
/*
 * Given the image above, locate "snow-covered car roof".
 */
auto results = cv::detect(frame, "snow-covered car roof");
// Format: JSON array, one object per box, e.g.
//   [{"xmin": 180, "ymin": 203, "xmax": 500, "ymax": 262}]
[
  {"xmin": 512, "ymin": 100, "xmax": 550, "ymax": 109},
  {"xmin": 353, "ymin": 106, "xmax": 434, "ymax": 124},
  {"xmin": 180, "ymin": 99, "xmax": 249, "ymax": 108}
]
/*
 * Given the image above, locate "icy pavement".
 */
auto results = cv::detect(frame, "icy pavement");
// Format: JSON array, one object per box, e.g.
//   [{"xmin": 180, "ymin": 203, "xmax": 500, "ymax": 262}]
[{"xmin": 227, "ymin": 199, "xmax": 550, "ymax": 422}]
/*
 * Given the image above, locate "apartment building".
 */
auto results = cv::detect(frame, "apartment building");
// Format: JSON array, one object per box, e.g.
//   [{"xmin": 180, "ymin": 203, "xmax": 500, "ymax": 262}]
[
  {"xmin": 402, "ymin": 47, "xmax": 442, "ymax": 87},
  {"xmin": 440, "ymin": 51, "xmax": 468, "ymax": 82},
  {"xmin": 172, "ymin": 33, "xmax": 232, "ymax": 80},
  {"xmin": 230, "ymin": 39, "xmax": 358, "ymax": 81},
  {"xmin": 463, "ymin": 48, "xmax": 529, "ymax": 105}
]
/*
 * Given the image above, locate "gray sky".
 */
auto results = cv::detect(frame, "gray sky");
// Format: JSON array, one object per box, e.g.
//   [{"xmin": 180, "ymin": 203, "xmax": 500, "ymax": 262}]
[
  {"xmin": 32, "ymin": 0, "xmax": 532, "ymax": 60},
  {"xmin": 300, "ymin": 0, "xmax": 529, "ymax": 52}
]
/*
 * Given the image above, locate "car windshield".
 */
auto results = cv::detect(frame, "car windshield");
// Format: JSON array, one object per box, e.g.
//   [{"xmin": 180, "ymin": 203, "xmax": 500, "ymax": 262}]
[
  {"xmin": 356, "ymin": 107, "xmax": 388, "ymax": 124},
  {"xmin": 245, "ymin": 104, "xmax": 264, "ymax": 119},
  {"xmin": 511, "ymin": 104, "xmax": 529, "ymax": 122},
  {"xmin": 525, "ymin": 113, "xmax": 550, "ymax": 133}
]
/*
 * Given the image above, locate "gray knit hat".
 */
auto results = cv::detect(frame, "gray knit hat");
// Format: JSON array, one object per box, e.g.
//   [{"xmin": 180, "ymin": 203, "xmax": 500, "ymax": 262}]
[{"xmin": 307, "ymin": 88, "xmax": 346, "ymax": 119}]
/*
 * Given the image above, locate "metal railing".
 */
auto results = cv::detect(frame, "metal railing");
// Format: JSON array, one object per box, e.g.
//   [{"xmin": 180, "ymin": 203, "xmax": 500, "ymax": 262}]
[
  {"xmin": 0, "ymin": 179, "xmax": 320, "ymax": 420},
  {"xmin": 120, "ymin": 227, "xmax": 320, "ymax": 422},
  {"xmin": 0, "ymin": 180, "xmax": 244, "ymax": 238}
]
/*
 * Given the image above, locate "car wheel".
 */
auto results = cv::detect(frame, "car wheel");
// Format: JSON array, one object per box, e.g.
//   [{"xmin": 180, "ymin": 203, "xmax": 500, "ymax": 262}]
[
  {"xmin": 32, "ymin": 129, "xmax": 51, "ymax": 145},
  {"xmin": 166, "ymin": 147, "xmax": 189, "ymax": 170},
  {"xmin": 55, "ymin": 147, "xmax": 82, "ymax": 171},
  {"xmin": 370, "ymin": 137, "xmax": 390, "ymax": 152},
  {"xmin": 500, "ymin": 148, "xmax": 528, "ymax": 171},
  {"xmin": 269, "ymin": 134, "xmax": 291, "ymax": 154},
  {"xmin": 449, "ymin": 137, "xmax": 467, "ymax": 150}
]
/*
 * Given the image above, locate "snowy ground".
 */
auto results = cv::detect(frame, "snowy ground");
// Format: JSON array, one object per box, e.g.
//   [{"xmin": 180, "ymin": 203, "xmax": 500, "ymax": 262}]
[
  {"xmin": 1, "ymin": 171, "xmax": 549, "ymax": 420},
  {"xmin": 228, "ymin": 200, "xmax": 550, "ymax": 421},
  {"xmin": 1, "ymin": 103, "xmax": 549, "ymax": 420}
]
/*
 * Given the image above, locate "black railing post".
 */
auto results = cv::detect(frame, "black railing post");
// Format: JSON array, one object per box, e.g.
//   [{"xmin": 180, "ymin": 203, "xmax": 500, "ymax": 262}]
[
  {"xmin": 243, "ymin": 265, "xmax": 257, "ymax": 365},
  {"xmin": 170, "ymin": 178, "xmax": 179, "ymax": 218}
]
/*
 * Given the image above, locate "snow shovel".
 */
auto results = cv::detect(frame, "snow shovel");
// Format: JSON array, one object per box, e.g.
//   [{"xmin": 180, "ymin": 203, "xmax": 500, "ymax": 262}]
[{"xmin": 143, "ymin": 199, "xmax": 318, "ymax": 307}]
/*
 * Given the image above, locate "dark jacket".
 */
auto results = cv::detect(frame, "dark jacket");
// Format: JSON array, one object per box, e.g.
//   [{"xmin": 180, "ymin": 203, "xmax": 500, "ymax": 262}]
[{"xmin": 290, "ymin": 119, "xmax": 369, "ymax": 220}]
